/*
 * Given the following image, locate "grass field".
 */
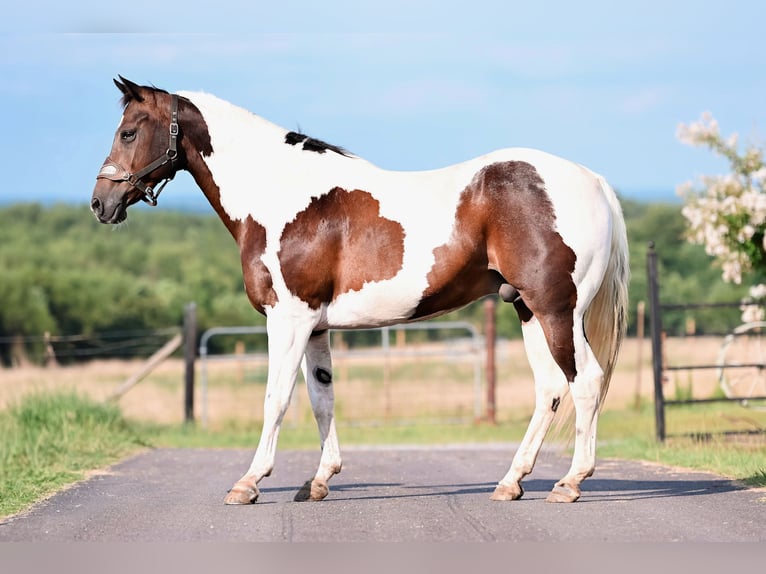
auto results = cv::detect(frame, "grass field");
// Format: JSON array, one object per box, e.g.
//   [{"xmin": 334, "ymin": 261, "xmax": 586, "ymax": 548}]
[
  {"xmin": 1, "ymin": 336, "xmax": 764, "ymax": 520},
  {"xmin": 0, "ymin": 337, "xmax": 732, "ymax": 426},
  {"xmin": 0, "ymin": 392, "xmax": 149, "ymax": 519}
]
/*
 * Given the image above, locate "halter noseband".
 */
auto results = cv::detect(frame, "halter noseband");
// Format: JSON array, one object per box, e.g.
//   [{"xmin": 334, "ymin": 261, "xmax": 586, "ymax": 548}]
[{"xmin": 96, "ymin": 94, "xmax": 180, "ymax": 206}]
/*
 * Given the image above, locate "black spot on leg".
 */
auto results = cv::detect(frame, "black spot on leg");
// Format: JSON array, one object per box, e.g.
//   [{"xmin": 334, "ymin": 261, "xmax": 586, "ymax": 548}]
[
  {"xmin": 315, "ymin": 367, "xmax": 332, "ymax": 385},
  {"xmin": 551, "ymin": 397, "xmax": 561, "ymax": 412}
]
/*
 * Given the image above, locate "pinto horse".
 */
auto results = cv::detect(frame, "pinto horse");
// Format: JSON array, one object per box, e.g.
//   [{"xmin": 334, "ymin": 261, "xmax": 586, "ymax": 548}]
[{"xmin": 91, "ymin": 77, "xmax": 629, "ymax": 505}]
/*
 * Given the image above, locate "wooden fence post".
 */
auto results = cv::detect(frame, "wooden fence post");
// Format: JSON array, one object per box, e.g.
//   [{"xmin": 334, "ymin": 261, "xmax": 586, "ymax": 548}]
[
  {"xmin": 484, "ymin": 297, "xmax": 497, "ymax": 425},
  {"xmin": 646, "ymin": 243, "xmax": 666, "ymax": 442},
  {"xmin": 634, "ymin": 300, "xmax": 645, "ymax": 410},
  {"xmin": 183, "ymin": 302, "xmax": 197, "ymax": 424}
]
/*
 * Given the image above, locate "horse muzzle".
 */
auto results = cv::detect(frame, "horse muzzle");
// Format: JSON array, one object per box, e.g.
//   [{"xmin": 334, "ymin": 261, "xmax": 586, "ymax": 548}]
[{"xmin": 91, "ymin": 182, "xmax": 130, "ymax": 224}]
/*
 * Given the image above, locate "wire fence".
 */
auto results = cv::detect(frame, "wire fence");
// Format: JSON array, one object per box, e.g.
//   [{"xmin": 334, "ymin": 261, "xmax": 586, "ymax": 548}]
[
  {"xmin": 2, "ymin": 319, "xmax": 494, "ymax": 428},
  {"xmin": 0, "ymin": 328, "xmax": 180, "ymax": 365},
  {"xmin": 196, "ymin": 322, "xmax": 485, "ymax": 428}
]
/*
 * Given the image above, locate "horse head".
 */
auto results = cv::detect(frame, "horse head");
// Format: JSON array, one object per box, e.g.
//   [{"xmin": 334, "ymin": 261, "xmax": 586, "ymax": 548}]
[{"xmin": 91, "ymin": 76, "xmax": 182, "ymax": 223}]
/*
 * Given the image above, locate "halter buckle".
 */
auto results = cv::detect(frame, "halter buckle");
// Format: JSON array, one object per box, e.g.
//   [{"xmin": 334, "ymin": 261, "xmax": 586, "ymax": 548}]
[{"xmin": 142, "ymin": 188, "xmax": 158, "ymax": 206}]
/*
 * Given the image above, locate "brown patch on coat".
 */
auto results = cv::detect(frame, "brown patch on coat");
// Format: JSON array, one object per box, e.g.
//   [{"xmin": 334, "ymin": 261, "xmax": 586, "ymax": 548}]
[
  {"xmin": 168, "ymin": 93, "xmax": 236, "ymax": 238},
  {"xmin": 278, "ymin": 187, "xmax": 405, "ymax": 309},
  {"xmin": 415, "ymin": 161, "xmax": 578, "ymax": 382},
  {"xmin": 186, "ymin": 160, "xmax": 276, "ymax": 313},
  {"xmin": 410, "ymin": 193, "xmax": 505, "ymax": 319},
  {"xmin": 177, "ymin": 96, "xmax": 214, "ymax": 159},
  {"xmin": 239, "ymin": 216, "xmax": 277, "ymax": 313}
]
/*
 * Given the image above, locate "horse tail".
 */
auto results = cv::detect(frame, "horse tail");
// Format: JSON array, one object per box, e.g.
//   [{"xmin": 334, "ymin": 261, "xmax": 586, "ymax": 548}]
[{"xmin": 584, "ymin": 174, "xmax": 630, "ymax": 408}]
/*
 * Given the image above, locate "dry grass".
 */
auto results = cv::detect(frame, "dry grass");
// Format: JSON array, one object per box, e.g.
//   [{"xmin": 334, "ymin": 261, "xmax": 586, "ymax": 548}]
[{"xmin": 0, "ymin": 336, "xmax": 733, "ymax": 430}]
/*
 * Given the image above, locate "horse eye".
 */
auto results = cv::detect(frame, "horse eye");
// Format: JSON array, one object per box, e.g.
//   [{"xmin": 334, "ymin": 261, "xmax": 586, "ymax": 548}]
[{"xmin": 120, "ymin": 129, "xmax": 136, "ymax": 142}]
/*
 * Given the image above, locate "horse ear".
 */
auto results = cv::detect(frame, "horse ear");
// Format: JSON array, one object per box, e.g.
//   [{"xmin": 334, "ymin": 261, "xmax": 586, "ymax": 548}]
[{"xmin": 114, "ymin": 76, "xmax": 144, "ymax": 103}]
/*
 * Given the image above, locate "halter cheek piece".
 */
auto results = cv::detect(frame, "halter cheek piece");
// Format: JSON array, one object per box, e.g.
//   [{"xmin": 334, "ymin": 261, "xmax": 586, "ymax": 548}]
[{"xmin": 96, "ymin": 94, "xmax": 180, "ymax": 206}]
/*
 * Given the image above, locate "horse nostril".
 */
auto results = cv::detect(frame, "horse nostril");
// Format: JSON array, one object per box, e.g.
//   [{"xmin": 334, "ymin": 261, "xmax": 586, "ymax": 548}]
[{"xmin": 91, "ymin": 197, "xmax": 102, "ymax": 215}]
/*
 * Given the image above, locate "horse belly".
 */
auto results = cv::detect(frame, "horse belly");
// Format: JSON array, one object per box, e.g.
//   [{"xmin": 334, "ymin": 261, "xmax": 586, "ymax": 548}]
[{"xmin": 321, "ymin": 277, "xmax": 427, "ymax": 329}]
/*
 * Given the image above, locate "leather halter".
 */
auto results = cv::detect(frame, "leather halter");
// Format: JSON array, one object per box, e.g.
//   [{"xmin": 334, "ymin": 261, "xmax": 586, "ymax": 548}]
[{"xmin": 96, "ymin": 94, "xmax": 180, "ymax": 206}]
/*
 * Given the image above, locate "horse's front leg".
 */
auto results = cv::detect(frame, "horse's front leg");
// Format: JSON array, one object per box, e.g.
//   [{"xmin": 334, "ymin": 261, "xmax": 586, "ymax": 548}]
[
  {"xmin": 294, "ymin": 329, "xmax": 342, "ymax": 501},
  {"xmin": 224, "ymin": 307, "xmax": 318, "ymax": 505}
]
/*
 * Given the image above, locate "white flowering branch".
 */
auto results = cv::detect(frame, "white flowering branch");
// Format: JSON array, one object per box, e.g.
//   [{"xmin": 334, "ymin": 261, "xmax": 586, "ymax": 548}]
[{"xmin": 677, "ymin": 112, "xmax": 766, "ymax": 285}]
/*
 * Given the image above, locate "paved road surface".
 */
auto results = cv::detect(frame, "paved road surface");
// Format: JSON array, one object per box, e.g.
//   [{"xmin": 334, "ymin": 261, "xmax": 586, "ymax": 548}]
[{"xmin": 1, "ymin": 446, "xmax": 764, "ymax": 542}]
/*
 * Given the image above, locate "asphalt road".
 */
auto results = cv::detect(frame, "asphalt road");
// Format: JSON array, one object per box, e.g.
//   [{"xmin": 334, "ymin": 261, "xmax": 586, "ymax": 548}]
[{"xmin": 1, "ymin": 445, "xmax": 764, "ymax": 542}]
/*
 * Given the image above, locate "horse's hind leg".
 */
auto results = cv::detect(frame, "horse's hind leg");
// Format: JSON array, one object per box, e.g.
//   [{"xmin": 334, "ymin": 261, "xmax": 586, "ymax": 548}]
[
  {"xmin": 294, "ymin": 330, "xmax": 342, "ymax": 502},
  {"xmin": 491, "ymin": 316, "xmax": 568, "ymax": 501},
  {"xmin": 546, "ymin": 328, "xmax": 604, "ymax": 503}
]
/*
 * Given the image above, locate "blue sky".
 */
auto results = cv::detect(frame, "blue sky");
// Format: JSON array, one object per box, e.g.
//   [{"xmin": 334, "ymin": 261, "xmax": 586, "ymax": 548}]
[{"xmin": 1, "ymin": 1, "xmax": 764, "ymax": 206}]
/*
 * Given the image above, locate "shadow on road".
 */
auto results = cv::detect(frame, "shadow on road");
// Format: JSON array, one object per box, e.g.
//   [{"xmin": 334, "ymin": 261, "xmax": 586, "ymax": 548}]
[{"xmin": 282, "ymin": 476, "xmax": 747, "ymax": 503}]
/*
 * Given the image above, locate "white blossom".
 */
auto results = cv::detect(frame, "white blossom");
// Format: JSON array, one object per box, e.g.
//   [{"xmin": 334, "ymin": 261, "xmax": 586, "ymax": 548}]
[
  {"xmin": 677, "ymin": 113, "xmax": 766, "ymax": 287},
  {"xmin": 740, "ymin": 284, "xmax": 766, "ymax": 323},
  {"xmin": 676, "ymin": 111, "xmax": 719, "ymax": 146},
  {"xmin": 740, "ymin": 303, "xmax": 764, "ymax": 323},
  {"xmin": 749, "ymin": 283, "xmax": 766, "ymax": 299}
]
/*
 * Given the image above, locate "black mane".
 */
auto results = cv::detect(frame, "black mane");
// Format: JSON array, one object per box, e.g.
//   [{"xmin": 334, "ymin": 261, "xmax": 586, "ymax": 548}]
[{"xmin": 284, "ymin": 131, "xmax": 352, "ymax": 157}]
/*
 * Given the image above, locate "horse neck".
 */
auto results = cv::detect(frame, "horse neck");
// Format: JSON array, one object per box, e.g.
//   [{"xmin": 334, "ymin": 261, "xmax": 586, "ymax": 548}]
[
  {"xmin": 180, "ymin": 90, "xmax": 288, "ymax": 166},
  {"xmin": 178, "ymin": 90, "xmax": 375, "ymax": 235},
  {"xmin": 178, "ymin": 90, "xmax": 288, "ymax": 236}
]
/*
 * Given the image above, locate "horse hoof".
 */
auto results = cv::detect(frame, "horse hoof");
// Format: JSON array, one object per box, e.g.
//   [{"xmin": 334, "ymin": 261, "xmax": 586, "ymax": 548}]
[
  {"xmin": 489, "ymin": 482, "xmax": 523, "ymax": 501},
  {"xmin": 224, "ymin": 481, "xmax": 259, "ymax": 505},
  {"xmin": 294, "ymin": 479, "xmax": 329, "ymax": 502},
  {"xmin": 545, "ymin": 483, "xmax": 580, "ymax": 503}
]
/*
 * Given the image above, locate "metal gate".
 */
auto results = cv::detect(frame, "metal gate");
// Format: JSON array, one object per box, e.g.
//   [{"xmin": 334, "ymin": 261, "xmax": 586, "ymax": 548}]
[
  {"xmin": 647, "ymin": 242, "xmax": 766, "ymax": 441},
  {"xmin": 198, "ymin": 321, "xmax": 484, "ymax": 428}
]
